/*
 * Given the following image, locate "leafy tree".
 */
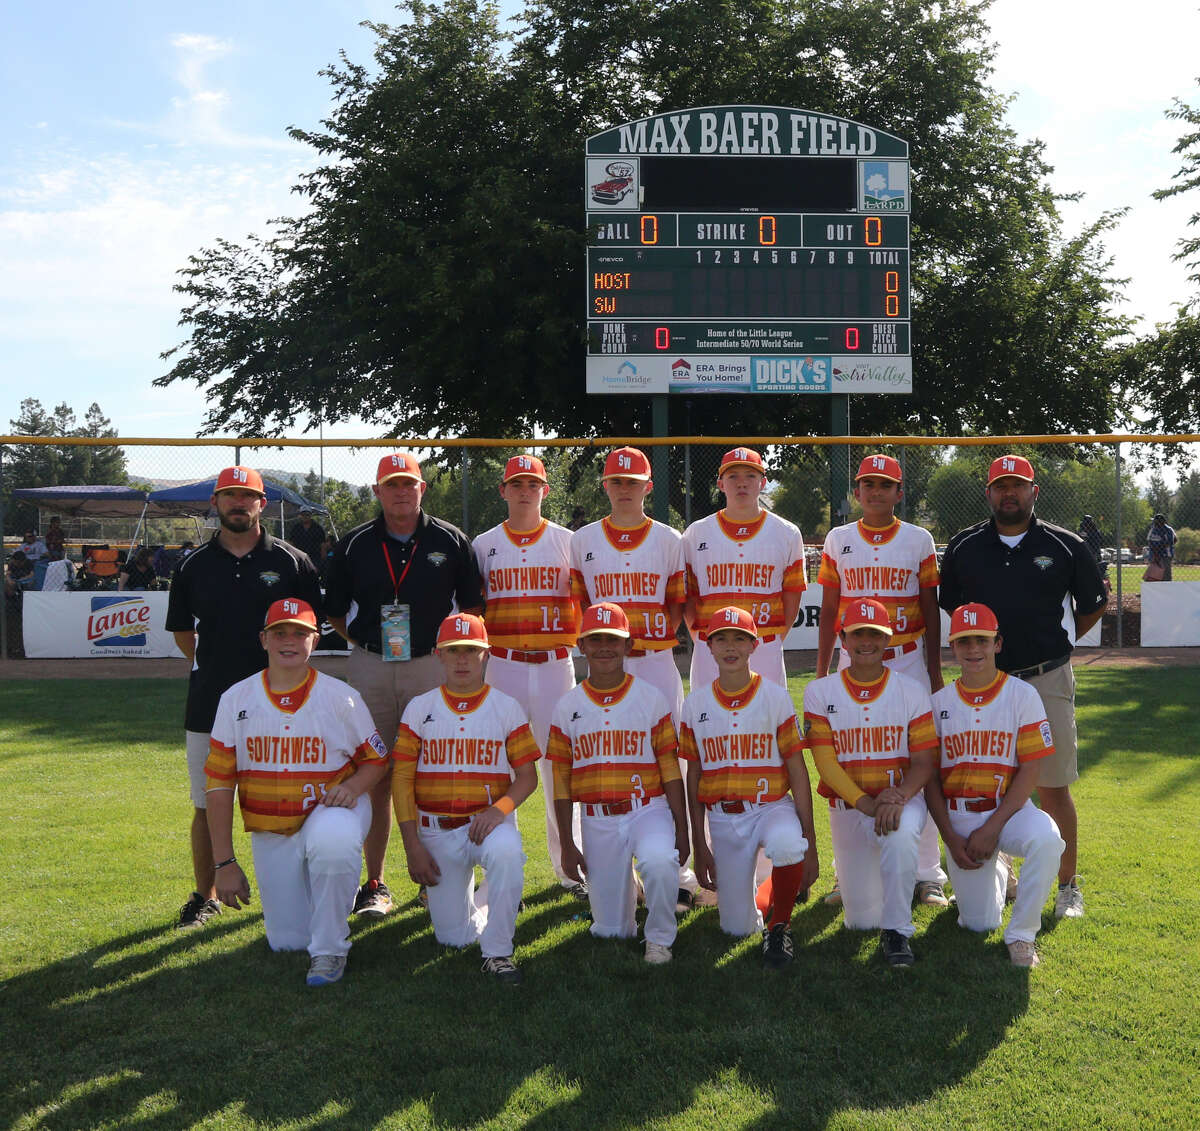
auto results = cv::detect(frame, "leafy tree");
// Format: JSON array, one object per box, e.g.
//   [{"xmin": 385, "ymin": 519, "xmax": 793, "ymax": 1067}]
[
  {"xmin": 1173, "ymin": 470, "xmax": 1200, "ymax": 530},
  {"xmin": 1174, "ymin": 527, "xmax": 1200, "ymax": 565},
  {"xmin": 1145, "ymin": 471, "xmax": 1173, "ymax": 516},
  {"xmin": 158, "ymin": 0, "xmax": 1131, "ymax": 445}
]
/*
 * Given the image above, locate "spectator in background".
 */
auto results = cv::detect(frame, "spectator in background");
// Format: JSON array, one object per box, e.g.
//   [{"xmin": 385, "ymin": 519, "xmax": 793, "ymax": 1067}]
[
  {"xmin": 1145, "ymin": 514, "xmax": 1177, "ymax": 581},
  {"xmin": 42, "ymin": 549, "xmax": 76, "ymax": 592},
  {"xmin": 120, "ymin": 547, "xmax": 160, "ymax": 591},
  {"xmin": 44, "ymin": 516, "xmax": 65, "ymax": 557},
  {"xmin": 567, "ymin": 505, "xmax": 588, "ymax": 532},
  {"xmin": 5, "ymin": 550, "xmax": 34, "ymax": 596},
  {"xmin": 288, "ymin": 507, "xmax": 326, "ymax": 561},
  {"xmin": 1076, "ymin": 515, "xmax": 1102, "ymax": 565},
  {"xmin": 152, "ymin": 544, "xmax": 176, "ymax": 579},
  {"xmin": 19, "ymin": 530, "xmax": 47, "ymax": 563}
]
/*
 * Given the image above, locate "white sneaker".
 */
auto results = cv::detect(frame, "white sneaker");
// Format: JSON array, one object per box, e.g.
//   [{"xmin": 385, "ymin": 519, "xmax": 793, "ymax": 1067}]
[
  {"xmin": 1007, "ymin": 940, "xmax": 1040, "ymax": 968},
  {"xmin": 1054, "ymin": 876, "xmax": 1084, "ymax": 919},
  {"xmin": 305, "ymin": 954, "xmax": 346, "ymax": 986},
  {"xmin": 644, "ymin": 941, "xmax": 673, "ymax": 965}
]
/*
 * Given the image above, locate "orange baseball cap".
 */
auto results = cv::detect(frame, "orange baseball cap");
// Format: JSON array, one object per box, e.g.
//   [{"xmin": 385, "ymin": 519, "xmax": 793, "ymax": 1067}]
[
  {"xmin": 601, "ymin": 446, "xmax": 651, "ymax": 481},
  {"xmin": 719, "ymin": 446, "xmax": 765, "ymax": 475},
  {"xmin": 263, "ymin": 597, "xmax": 319, "ymax": 633},
  {"xmin": 707, "ymin": 606, "xmax": 758, "ymax": 639},
  {"xmin": 987, "ymin": 454, "xmax": 1035, "ymax": 486},
  {"xmin": 502, "ymin": 454, "xmax": 548, "ymax": 484},
  {"xmin": 436, "ymin": 612, "xmax": 490, "ymax": 650},
  {"xmin": 855, "ymin": 454, "xmax": 902, "ymax": 483},
  {"xmin": 578, "ymin": 601, "xmax": 631, "ymax": 638},
  {"xmin": 948, "ymin": 603, "xmax": 1000, "ymax": 641},
  {"xmin": 376, "ymin": 452, "xmax": 424, "ymax": 485},
  {"xmin": 214, "ymin": 466, "xmax": 266, "ymax": 496},
  {"xmin": 840, "ymin": 598, "xmax": 894, "ymax": 636}
]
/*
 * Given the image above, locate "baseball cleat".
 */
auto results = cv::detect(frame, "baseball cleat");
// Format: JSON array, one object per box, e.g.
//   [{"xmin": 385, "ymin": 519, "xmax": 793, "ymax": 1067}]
[
  {"xmin": 481, "ymin": 956, "xmax": 523, "ymax": 985},
  {"xmin": 643, "ymin": 941, "xmax": 673, "ymax": 965},
  {"xmin": 761, "ymin": 924, "xmax": 795, "ymax": 969},
  {"xmin": 675, "ymin": 888, "xmax": 695, "ymax": 915},
  {"xmin": 823, "ymin": 880, "xmax": 843, "ymax": 907},
  {"xmin": 914, "ymin": 881, "xmax": 950, "ymax": 908},
  {"xmin": 177, "ymin": 891, "xmax": 221, "ymax": 930},
  {"xmin": 565, "ymin": 881, "xmax": 590, "ymax": 902},
  {"xmin": 880, "ymin": 929, "xmax": 915, "ymax": 968},
  {"xmin": 1000, "ymin": 852, "xmax": 1018, "ymax": 903},
  {"xmin": 353, "ymin": 880, "xmax": 393, "ymax": 918},
  {"xmin": 1007, "ymin": 940, "xmax": 1040, "ymax": 968},
  {"xmin": 1054, "ymin": 877, "xmax": 1084, "ymax": 919},
  {"xmin": 306, "ymin": 954, "xmax": 346, "ymax": 987}
]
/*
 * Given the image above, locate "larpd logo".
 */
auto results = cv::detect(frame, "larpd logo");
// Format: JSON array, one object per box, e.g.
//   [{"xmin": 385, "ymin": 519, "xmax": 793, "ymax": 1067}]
[{"xmin": 88, "ymin": 595, "xmax": 150, "ymax": 649}]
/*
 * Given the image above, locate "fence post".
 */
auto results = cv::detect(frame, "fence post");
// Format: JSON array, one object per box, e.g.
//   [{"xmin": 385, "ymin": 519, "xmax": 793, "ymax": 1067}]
[
  {"xmin": 1114, "ymin": 442, "xmax": 1123, "ymax": 648},
  {"xmin": 683, "ymin": 400, "xmax": 692, "ymax": 526},
  {"xmin": 900, "ymin": 446, "xmax": 908, "ymax": 521},
  {"xmin": 828, "ymin": 395, "xmax": 851, "ymax": 527},
  {"xmin": 461, "ymin": 449, "xmax": 470, "ymax": 535}
]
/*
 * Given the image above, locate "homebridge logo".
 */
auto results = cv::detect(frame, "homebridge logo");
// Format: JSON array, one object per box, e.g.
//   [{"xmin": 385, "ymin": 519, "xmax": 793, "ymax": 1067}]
[
  {"xmin": 88, "ymin": 595, "xmax": 150, "ymax": 649},
  {"xmin": 751, "ymin": 356, "xmax": 829, "ymax": 392},
  {"xmin": 601, "ymin": 361, "xmax": 652, "ymax": 388}
]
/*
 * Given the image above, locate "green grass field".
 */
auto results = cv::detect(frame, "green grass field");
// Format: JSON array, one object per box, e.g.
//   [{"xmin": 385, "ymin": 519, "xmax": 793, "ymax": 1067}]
[
  {"xmin": 1107, "ymin": 561, "xmax": 1200, "ymax": 597},
  {"xmin": 2, "ymin": 671, "xmax": 1199, "ymax": 1130}
]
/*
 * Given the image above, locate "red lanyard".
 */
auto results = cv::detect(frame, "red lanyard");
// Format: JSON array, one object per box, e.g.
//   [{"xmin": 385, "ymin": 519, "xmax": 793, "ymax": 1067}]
[{"xmin": 381, "ymin": 537, "xmax": 419, "ymax": 601}]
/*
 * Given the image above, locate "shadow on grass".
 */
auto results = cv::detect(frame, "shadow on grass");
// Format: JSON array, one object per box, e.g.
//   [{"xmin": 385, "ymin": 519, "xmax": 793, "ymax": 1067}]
[{"xmin": 3, "ymin": 884, "xmax": 1031, "ymax": 1131}]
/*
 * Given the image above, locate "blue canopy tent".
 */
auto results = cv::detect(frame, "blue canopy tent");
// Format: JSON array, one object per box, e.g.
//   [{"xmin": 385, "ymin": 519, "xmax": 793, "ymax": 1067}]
[
  {"xmin": 146, "ymin": 476, "xmax": 330, "ymax": 536},
  {"xmin": 11, "ymin": 484, "xmax": 150, "ymax": 519}
]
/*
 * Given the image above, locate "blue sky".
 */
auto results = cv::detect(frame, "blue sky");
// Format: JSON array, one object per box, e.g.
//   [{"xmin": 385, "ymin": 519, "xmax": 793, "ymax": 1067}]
[{"xmin": 2, "ymin": 0, "xmax": 1198, "ymax": 471}]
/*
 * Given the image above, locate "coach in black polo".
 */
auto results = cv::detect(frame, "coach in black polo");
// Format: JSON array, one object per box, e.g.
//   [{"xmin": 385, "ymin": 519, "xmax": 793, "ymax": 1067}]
[
  {"xmin": 324, "ymin": 451, "xmax": 484, "ymax": 918},
  {"xmin": 939, "ymin": 454, "xmax": 1107, "ymax": 921},
  {"xmin": 165, "ymin": 465, "xmax": 322, "ymax": 929}
]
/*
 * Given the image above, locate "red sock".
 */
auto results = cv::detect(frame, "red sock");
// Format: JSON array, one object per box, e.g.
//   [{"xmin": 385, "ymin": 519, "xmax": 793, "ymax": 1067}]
[
  {"xmin": 755, "ymin": 875, "xmax": 773, "ymax": 917},
  {"xmin": 767, "ymin": 862, "xmax": 805, "ymax": 928}
]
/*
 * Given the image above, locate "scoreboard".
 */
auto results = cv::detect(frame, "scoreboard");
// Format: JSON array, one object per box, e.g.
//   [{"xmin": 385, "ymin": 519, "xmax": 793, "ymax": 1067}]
[{"xmin": 585, "ymin": 108, "xmax": 911, "ymax": 396}]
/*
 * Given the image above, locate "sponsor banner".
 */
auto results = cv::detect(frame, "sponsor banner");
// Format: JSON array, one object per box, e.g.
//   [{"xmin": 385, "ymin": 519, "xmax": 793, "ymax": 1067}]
[
  {"xmin": 1141, "ymin": 582, "xmax": 1200, "ymax": 646},
  {"xmin": 830, "ymin": 356, "xmax": 912, "ymax": 393},
  {"xmin": 667, "ymin": 357, "xmax": 750, "ymax": 392},
  {"xmin": 586, "ymin": 158, "xmax": 640, "ymax": 210},
  {"xmin": 751, "ymin": 355, "xmax": 832, "ymax": 392},
  {"xmin": 589, "ymin": 354, "xmax": 911, "ymax": 394},
  {"xmin": 782, "ymin": 588, "xmax": 825, "ymax": 650},
  {"xmin": 586, "ymin": 356, "xmax": 669, "ymax": 394},
  {"xmin": 860, "ymin": 159, "xmax": 909, "ymax": 211},
  {"xmin": 23, "ymin": 592, "xmax": 186, "ymax": 659}
]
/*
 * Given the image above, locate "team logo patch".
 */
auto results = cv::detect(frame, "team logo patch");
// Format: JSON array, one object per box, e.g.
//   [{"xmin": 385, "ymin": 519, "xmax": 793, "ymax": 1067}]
[
  {"xmin": 369, "ymin": 733, "xmax": 389, "ymax": 757},
  {"xmin": 585, "ymin": 552, "xmax": 594, "ymax": 562},
  {"xmin": 698, "ymin": 712, "xmax": 708, "ymax": 723},
  {"xmin": 1033, "ymin": 556, "xmax": 1053, "ymax": 571},
  {"xmin": 939, "ymin": 710, "xmax": 949, "ymax": 719},
  {"xmin": 841, "ymin": 545, "xmax": 852, "ymax": 554},
  {"xmin": 259, "ymin": 570, "xmax": 281, "ymax": 586},
  {"xmin": 237, "ymin": 710, "xmax": 248, "ymax": 721},
  {"xmin": 1039, "ymin": 721, "xmax": 1053, "ymax": 747},
  {"xmin": 428, "ymin": 552, "xmax": 448, "ymax": 567},
  {"xmin": 487, "ymin": 547, "xmax": 496, "ymax": 557},
  {"xmin": 697, "ymin": 542, "xmax": 708, "ymax": 551},
  {"xmin": 826, "ymin": 705, "xmax": 837, "ymax": 714}
]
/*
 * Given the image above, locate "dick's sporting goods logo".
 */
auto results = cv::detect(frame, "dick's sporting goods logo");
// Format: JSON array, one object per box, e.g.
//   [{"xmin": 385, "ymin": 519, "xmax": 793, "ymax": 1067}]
[{"xmin": 88, "ymin": 595, "xmax": 150, "ymax": 648}]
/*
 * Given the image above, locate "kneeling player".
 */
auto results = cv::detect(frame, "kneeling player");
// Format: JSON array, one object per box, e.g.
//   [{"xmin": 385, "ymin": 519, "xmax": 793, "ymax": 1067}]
[
  {"xmin": 206, "ymin": 598, "xmax": 390, "ymax": 987},
  {"xmin": 803, "ymin": 599, "xmax": 937, "ymax": 967},
  {"xmin": 680, "ymin": 607, "xmax": 820, "ymax": 967},
  {"xmin": 548, "ymin": 602, "xmax": 690, "ymax": 964},
  {"xmin": 926, "ymin": 604, "xmax": 1065, "ymax": 967},
  {"xmin": 391, "ymin": 614, "xmax": 540, "ymax": 985}
]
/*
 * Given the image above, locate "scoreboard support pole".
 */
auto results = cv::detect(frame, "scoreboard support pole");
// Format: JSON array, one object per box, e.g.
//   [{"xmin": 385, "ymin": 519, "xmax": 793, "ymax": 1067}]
[
  {"xmin": 828, "ymin": 394, "xmax": 851, "ymax": 528},
  {"xmin": 651, "ymin": 394, "xmax": 670, "ymax": 524}
]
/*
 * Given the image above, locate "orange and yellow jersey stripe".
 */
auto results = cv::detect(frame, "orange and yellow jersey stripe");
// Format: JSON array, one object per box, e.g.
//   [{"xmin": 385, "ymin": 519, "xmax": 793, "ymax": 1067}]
[
  {"xmin": 932, "ymin": 673, "xmax": 1054, "ymax": 801},
  {"xmin": 473, "ymin": 519, "xmax": 580, "ymax": 649},
  {"xmin": 569, "ymin": 518, "xmax": 685, "ymax": 653},
  {"xmin": 546, "ymin": 673, "xmax": 680, "ymax": 804},
  {"xmin": 683, "ymin": 509, "xmax": 806, "ymax": 640},
  {"xmin": 802, "ymin": 668, "xmax": 937, "ymax": 802},
  {"xmin": 678, "ymin": 674, "xmax": 804, "ymax": 805},
  {"xmin": 206, "ymin": 668, "xmax": 390, "ymax": 835},
  {"xmin": 392, "ymin": 684, "xmax": 539, "ymax": 816},
  {"xmin": 818, "ymin": 518, "xmax": 939, "ymax": 648}
]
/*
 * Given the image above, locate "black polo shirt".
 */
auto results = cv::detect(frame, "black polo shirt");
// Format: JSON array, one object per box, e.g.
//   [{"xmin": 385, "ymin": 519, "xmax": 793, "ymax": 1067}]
[
  {"xmin": 324, "ymin": 510, "xmax": 484, "ymax": 656},
  {"xmin": 938, "ymin": 515, "xmax": 1107, "ymax": 673},
  {"xmin": 165, "ymin": 531, "xmax": 322, "ymax": 731}
]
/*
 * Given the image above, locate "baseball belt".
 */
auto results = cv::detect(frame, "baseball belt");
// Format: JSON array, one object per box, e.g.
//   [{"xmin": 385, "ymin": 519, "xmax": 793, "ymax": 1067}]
[
  {"xmin": 947, "ymin": 796, "xmax": 1000, "ymax": 813},
  {"xmin": 1009, "ymin": 654, "xmax": 1070, "ymax": 680},
  {"xmin": 881, "ymin": 639, "xmax": 920, "ymax": 661},
  {"xmin": 419, "ymin": 813, "xmax": 472, "ymax": 830},
  {"xmin": 582, "ymin": 795, "xmax": 654, "ymax": 817},
  {"xmin": 707, "ymin": 800, "xmax": 752, "ymax": 814},
  {"xmin": 489, "ymin": 646, "xmax": 570, "ymax": 663}
]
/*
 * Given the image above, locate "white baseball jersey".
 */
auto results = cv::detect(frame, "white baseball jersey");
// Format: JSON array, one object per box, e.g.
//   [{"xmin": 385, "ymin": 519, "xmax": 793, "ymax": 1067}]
[
  {"xmin": 931, "ymin": 674, "xmax": 1054, "ymax": 802},
  {"xmin": 473, "ymin": 519, "xmax": 579, "ymax": 651},
  {"xmin": 392, "ymin": 685, "xmax": 540, "ymax": 816},
  {"xmin": 207, "ymin": 669, "xmax": 389, "ymax": 835},
  {"xmin": 570, "ymin": 519, "xmax": 685, "ymax": 653},
  {"xmin": 819, "ymin": 519, "xmax": 939, "ymax": 650},
  {"xmin": 683, "ymin": 510, "xmax": 806, "ymax": 641},
  {"xmin": 678, "ymin": 675, "xmax": 805, "ymax": 805}
]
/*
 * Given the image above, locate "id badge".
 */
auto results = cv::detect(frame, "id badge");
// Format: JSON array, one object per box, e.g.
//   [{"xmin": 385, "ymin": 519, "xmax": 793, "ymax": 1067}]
[{"xmin": 380, "ymin": 603, "xmax": 412, "ymax": 662}]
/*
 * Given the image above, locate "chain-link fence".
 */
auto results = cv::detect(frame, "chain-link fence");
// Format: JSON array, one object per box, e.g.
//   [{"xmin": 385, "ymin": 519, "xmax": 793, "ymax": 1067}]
[{"xmin": 3, "ymin": 434, "xmax": 1199, "ymax": 655}]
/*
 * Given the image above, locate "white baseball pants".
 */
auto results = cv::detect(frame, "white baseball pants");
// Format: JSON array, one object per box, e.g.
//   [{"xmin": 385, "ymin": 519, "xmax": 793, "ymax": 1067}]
[
  {"xmin": 708, "ymin": 799, "xmax": 808, "ymax": 936},
  {"xmin": 945, "ymin": 800, "xmax": 1064, "ymax": 944},
  {"xmin": 420, "ymin": 815, "xmax": 525, "ymax": 958},
  {"xmin": 250, "ymin": 794, "xmax": 371, "ymax": 958},
  {"xmin": 690, "ymin": 634, "xmax": 786, "ymax": 690},
  {"xmin": 485, "ymin": 653, "xmax": 580, "ymax": 887},
  {"xmin": 582, "ymin": 795, "xmax": 679, "ymax": 947},
  {"xmin": 828, "ymin": 794, "xmax": 925, "ymax": 935}
]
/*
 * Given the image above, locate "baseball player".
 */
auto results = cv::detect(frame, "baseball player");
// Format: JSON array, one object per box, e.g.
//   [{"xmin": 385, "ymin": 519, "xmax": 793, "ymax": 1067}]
[
  {"xmin": 926, "ymin": 604, "xmax": 1065, "ymax": 967},
  {"xmin": 816, "ymin": 453, "xmax": 948, "ymax": 908},
  {"xmin": 682, "ymin": 446, "xmax": 807, "ymax": 690},
  {"xmin": 391, "ymin": 613, "xmax": 540, "ymax": 985},
  {"xmin": 679, "ymin": 607, "xmax": 820, "ymax": 968},
  {"xmin": 205, "ymin": 598, "xmax": 389, "ymax": 987},
  {"xmin": 547, "ymin": 602, "xmax": 690, "ymax": 964},
  {"xmin": 803, "ymin": 599, "xmax": 938, "ymax": 967},
  {"xmin": 473, "ymin": 453, "xmax": 584, "ymax": 900}
]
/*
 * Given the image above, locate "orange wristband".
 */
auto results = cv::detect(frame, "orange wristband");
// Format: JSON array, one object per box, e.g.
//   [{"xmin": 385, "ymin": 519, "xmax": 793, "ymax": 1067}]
[{"xmin": 493, "ymin": 795, "xmax": 516, "ymax": 816}]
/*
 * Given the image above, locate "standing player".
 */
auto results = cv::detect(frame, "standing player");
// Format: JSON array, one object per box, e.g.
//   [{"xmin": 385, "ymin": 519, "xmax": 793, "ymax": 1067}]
[
  {"xmin": 205, "ymin": 598, "xmax": 389, "ymax": 986},
  {"xmin": 680, "ymin": 607, "xmax": 820, "ymax": 968},
  {"xmin": 815, "ymin": 453, "xmax": 948, "ymax": 908},
  {"xmin": 391, "ymin": 613, "xmax": 540, "ymax": 985},
  {"xmin": 926, "ymin": 604, "xmax": 1065, "ymax": 967},
  {"xmin": 473, "ymin": 453, "xmax": 584, "ymax": 899},
  {"xmin": 166, "ymin": 465, "xmax": 322, "ymax": 930},
  {"xmin": 803, "ymin": 599, "xmax": 938, "ymax": 967},
  {"xmin": 547, "ymin": 603, "xmax": 690, "ymax": 964},
  {"xmin": 682, "ymin": 446, "xmax": 807, "ymax": 690}
]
